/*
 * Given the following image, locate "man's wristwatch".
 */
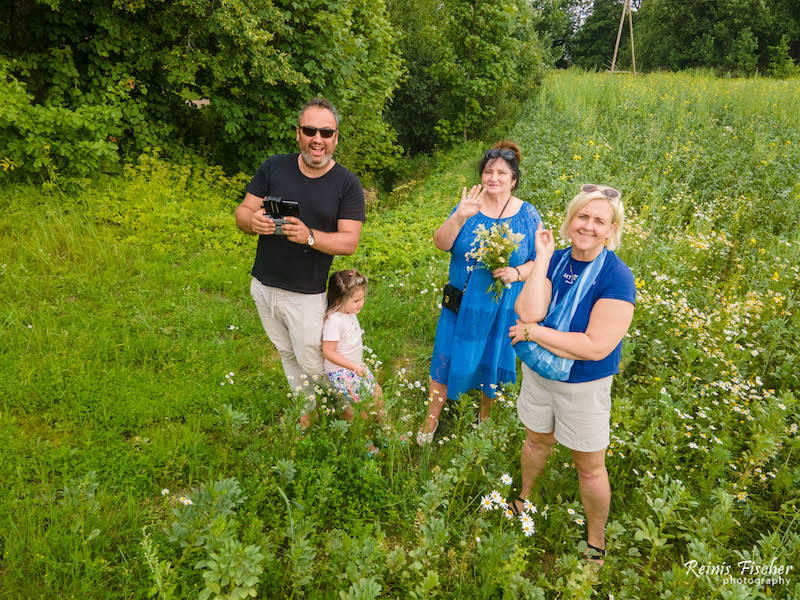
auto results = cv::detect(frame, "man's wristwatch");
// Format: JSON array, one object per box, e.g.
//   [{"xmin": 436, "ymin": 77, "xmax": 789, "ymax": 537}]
[{"xmin": 306, "ymin": 229, "xmax": 316, "ymax": 246}]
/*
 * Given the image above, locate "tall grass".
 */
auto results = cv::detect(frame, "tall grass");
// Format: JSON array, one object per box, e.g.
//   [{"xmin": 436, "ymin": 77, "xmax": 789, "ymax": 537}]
[{"xmin": 1, "ymin": 71, "xmax": 799, "ymax": 599}]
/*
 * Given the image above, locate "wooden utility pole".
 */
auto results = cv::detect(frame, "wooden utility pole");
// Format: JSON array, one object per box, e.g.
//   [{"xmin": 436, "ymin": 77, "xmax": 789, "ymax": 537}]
[{"xmin": 610, "ymin": 0, "xmax": 637, "ymax": 74}]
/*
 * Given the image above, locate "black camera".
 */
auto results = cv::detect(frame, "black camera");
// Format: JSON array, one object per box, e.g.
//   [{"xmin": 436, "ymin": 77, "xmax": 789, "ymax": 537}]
[{"xmin": 262, "ymin": 196, "xmax": 300, "ymax": 235}]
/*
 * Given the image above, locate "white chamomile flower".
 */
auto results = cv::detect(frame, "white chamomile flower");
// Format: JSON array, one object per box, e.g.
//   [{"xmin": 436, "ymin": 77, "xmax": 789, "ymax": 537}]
[
  {"xmin": 500, "ymin": 474, "xmax": 513, "ymax": 485},
  {"xmin": 521, "ymin": 521, "xmax": 535, "ymax": 537}
]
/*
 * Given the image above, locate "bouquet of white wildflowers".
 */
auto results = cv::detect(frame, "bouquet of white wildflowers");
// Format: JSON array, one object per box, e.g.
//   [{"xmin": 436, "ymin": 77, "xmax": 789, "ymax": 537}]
[{"xmin": 466, "ymin": 223, "xmax": 524, "ymax": 302}]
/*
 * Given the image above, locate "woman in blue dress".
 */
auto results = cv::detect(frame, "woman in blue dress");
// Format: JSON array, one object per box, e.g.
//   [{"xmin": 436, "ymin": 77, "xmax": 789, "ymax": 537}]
[{"xmin": 417, "ymin": 141, "xmax": 542, "ymax": 445}]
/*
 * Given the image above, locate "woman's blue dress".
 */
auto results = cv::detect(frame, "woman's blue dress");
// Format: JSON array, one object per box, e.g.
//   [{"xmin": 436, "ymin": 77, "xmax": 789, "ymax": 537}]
[{"xmin": 430, "ymin": 202, "xmax": 542, "ymax": 400}]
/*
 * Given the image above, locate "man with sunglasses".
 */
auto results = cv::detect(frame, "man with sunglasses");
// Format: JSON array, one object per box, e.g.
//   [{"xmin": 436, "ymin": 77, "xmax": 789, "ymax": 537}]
[{"xmin": 235, "ymin": 98, "xmax": 365, "ymax": 426}]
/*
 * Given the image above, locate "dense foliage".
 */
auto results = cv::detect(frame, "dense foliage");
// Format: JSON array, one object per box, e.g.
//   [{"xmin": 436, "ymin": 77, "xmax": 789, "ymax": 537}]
[
  {"xmin": 565, "ymin": 0, "xmax": 800, "ymax": 76},
  {"xmin": 570, "ymin": 0, "xmax": 631, "ymax": 71},
  {"xmin": 632, "ymin": 0, "xmax": 798, "ymax": 75},
  {"xmin": 0, "ymin": 0, "xmax": 403, "ymax": 184},
  {"xmin": 386, "ymin": 0, "xmax": 549, "ymax": 153},
  {"xmin": 2, "ymin": 71, "xmax": 799, "ymax": 599}
]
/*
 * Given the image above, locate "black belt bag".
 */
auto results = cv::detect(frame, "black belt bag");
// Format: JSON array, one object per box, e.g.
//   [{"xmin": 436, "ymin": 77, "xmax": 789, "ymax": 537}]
[{"xmin": 442, "ymin": 283, "xmax": 464, "ymax": 313}]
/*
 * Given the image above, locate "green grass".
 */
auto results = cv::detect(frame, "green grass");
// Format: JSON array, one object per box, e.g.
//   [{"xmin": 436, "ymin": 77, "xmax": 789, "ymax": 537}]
[{"xmin": 1, "ymin": 71, "xmax": 800, "ymax": 599}]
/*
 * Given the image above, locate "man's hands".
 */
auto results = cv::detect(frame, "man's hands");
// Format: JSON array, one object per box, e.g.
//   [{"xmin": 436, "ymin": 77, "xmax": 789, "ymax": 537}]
[
  {"xmin": 249, "ymin": 210, "xmax": 312, "ymax": 245},
  {"xmin": 237, "ymin": 192, "xmax": 310, "ymax": 243},
  {"xmin": 281, "ymin": 216, "xmax": 312, "ymax": 245},
  {"xmin": 248, "ymin": 209, "xmax": 277, "ymax": 236}
]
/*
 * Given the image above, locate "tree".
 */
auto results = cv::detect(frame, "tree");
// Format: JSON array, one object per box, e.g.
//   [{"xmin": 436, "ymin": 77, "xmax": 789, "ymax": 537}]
[
  {"xmin": 0, "ymin": 0, "xmax": 403, "ymax": 183},
  {"xmin": 571, "ymin": 0, "xmax": 629, "ymax": 71},
  {"xmin": 387, "ymin": 0, "xmax": 549, "ymax": 153},
  {"xmin": 635, "ymin": 0, "xmax": 800, "ymax": 75}
]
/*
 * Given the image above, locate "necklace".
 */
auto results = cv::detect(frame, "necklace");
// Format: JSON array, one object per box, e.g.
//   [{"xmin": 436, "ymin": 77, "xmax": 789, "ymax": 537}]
[{"xmin": 564, "ymin": 257, "xmax": 579, "ymax": 284}]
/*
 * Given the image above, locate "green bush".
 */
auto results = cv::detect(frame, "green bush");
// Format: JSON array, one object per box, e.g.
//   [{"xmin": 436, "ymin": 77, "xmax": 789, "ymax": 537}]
[
  {"xmin": 0, "ymin": 57, "xmax": 121, "ymax": 188},
  {"xmin": 1, "ymin": 0, "xmax": 402, "ymax": 182},
  {"xmin": 387, "ymin": 0, "xmax": 549, "ymax": 153},
  {"xmin": 768, "ymin": 35, "xmax": 800, "ymax": 78}
]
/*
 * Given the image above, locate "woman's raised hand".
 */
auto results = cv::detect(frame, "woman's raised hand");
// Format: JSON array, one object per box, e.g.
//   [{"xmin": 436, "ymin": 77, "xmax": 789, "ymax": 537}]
[
  {"xmin": 534, "ymin": 220, "xmax": 555, "ymax": 260},
  {"xmin": 456, "ymin": 184, "xmax": 483, "ymax": 220}
]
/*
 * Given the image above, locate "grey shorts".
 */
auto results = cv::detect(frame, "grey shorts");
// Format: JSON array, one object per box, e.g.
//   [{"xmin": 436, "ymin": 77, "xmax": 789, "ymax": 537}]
[{"xmin": 517, "ymin": 363, "xmax": 613, "ymax": 453}]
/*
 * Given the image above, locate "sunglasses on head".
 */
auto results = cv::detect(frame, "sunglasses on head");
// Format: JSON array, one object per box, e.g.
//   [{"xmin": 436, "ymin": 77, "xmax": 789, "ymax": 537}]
[
  {"xmin": 299, "ymin": 126, "xmax": 337, "ymax": 139},
  {"xmin": 581, "ymin": 183, "xmax": 620, "ymax": 199},
  {"xmin": 484, "ymin": 148, "xmax": 517, "ymax": 162}
]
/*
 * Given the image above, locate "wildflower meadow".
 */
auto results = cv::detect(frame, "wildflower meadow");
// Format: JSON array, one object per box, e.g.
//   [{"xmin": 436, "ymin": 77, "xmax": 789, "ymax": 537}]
[{"xmin": 1, "ymin": 70, "xmax": 799, "ymax": 599}]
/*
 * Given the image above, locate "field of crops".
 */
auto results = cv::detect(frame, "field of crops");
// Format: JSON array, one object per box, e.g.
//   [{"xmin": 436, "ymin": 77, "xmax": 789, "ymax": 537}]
[{"xmin": 1, "ymin": 70, "xmax": 799, "ymax": 599}]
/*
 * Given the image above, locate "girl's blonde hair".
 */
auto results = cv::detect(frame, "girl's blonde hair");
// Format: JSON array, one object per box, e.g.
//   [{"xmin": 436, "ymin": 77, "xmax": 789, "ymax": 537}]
[
  {"xmin": 326, "ymin": 269, "xmax": 368, "ymax": 314},
  {"xmin": 559, "ymin": 184, "xmax": 625, "ymax": 250}
]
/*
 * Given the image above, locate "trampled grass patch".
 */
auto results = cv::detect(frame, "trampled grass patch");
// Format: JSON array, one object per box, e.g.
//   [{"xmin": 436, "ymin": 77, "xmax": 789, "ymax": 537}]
[{"xmin": 1, "ymin": 72, "xmax": 799, "ymax": 599}]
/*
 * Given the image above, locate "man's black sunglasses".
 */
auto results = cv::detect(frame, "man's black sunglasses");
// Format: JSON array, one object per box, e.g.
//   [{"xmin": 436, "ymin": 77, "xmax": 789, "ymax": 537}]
[
  {"xmin": 484, "ymin": 148, "xmax": 517, "ymax": 162},
  {"xmin": 299, "ymin": 126, "xmax": 337, "ymax": 139}
]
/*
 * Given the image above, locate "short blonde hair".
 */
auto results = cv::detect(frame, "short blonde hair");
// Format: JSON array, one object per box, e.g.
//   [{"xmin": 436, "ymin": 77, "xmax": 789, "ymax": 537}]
[{"xmin": 559, "ymin": 185, "xmax": 625, "ymax": 250}]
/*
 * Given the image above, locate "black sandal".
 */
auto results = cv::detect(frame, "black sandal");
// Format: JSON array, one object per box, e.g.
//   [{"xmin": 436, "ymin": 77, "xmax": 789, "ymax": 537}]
[
  {"xmin": 583, "ymin": 542, "xmax": 606, "ymax": 566},
  {"xmin": 506, "ymin": 496, "xmax": 526, "ymax": 516}
]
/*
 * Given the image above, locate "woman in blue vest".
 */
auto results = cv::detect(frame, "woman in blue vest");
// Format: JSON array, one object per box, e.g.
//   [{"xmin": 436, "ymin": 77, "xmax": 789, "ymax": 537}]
[{"xmin": 508, "ymin": 184, "xmax": 636, "ymax": 567}]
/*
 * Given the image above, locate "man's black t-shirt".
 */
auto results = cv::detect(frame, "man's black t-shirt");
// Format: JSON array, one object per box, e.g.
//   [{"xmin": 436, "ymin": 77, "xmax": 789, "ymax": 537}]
[{"xmin": 245, "ymin": 154, "xmax": 365, "ymax": 293}]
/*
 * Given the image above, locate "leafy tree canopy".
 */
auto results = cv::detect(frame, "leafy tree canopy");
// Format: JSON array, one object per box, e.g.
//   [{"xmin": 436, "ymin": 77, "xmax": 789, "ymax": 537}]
[
  {"xmin": 387, "ymin": 0, "xmax": 549, "ymax": 153},
  {"xmin": 636, "ymin": 0, "xmax": 799, "ymax": 75},
  {"xmin": 1, "ymin": 0, "xmax": 403, "ymax": 184}
]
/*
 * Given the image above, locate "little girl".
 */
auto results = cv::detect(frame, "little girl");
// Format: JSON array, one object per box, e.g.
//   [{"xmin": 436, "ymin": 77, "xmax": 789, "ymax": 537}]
[{"xmin": 322, "ymin": 269, "xmax": 383, "ymax": 421}]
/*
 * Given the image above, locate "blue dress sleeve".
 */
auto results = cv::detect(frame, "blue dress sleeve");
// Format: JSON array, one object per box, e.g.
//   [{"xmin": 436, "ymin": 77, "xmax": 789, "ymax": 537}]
[{"xmin": 524, "ymin": 203, "xmax": 543, "ymax": 261}]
